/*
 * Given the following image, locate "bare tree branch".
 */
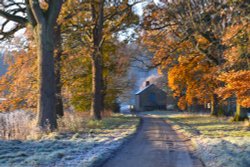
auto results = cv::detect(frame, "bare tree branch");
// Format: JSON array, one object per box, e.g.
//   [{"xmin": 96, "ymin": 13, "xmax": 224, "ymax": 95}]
[{"xmin": 0, "ymin": 10, "xmax": 27, "ymax": 24}]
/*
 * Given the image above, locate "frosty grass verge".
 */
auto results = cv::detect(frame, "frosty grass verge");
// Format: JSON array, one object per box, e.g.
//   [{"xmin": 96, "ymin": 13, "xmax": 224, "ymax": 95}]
[
  {"xmin": 146, "ymin": 111, "xmax": 250, "ymax": 167},
  {"xmin": 0, "ymin": 114, "xmax": 139, "ymax": 167}
]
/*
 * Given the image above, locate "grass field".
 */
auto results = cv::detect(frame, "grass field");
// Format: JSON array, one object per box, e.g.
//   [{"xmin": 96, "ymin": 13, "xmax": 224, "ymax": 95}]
[
  {"xmin": 0, "ymin": 114, "xmax": 140, "ymax": 167},
  {"xmin": 167, "ymin": 114, "xmax": 250, "ymax": 137}
]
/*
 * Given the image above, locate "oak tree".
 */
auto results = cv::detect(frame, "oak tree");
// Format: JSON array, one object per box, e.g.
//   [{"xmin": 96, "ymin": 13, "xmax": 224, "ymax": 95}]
[{"xmin": 0, "ymin": 0, "xmax": 63, "ymax": 129}]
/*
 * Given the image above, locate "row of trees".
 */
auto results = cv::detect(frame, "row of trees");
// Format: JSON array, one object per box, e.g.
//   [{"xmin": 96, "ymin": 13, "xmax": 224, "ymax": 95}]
[
  {"xmin": 0, "ymin": 0, "xmax": 140, "ymax": 130},
  {"xmin": 142, "ymin": 0, "xmax": 249, "ymax": 121},
  {"xmin": 0, "ymin": 0, "xmax": 248, "ymax": 133}
]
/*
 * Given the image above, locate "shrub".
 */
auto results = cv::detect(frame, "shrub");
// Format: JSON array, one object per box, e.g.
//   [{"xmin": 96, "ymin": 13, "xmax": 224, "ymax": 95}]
[
  {"xmin": 57, "ymin": 112, "xmax": 85, "ymax": 132},
  {"xmin": 0, "ymin": 110, "xmax": 35, "ymax": 140}
]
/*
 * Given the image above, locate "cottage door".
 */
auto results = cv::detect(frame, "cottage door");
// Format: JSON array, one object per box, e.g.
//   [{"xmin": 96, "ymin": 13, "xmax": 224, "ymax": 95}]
[{"xmin": 149, "ymin": 93, "xmax": 157, "ymax": 105}]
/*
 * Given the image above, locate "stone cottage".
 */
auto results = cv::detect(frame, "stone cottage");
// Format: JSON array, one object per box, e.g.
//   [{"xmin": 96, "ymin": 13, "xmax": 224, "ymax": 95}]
[{"xmin": 135, "ymin": 81, "xmax": 167, "ymax": 112}]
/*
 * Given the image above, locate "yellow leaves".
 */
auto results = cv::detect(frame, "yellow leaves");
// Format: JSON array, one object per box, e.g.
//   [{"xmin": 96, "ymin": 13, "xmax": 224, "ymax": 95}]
[
  {"xmin": 222, "ymin": 23, "xmax": 250, "ymax": 68},
  {"xmin": 216, "ymin": 70, "xmax": 250, "ymax": 107},
  {"xmin": 167, "ymin": 54, "xmax": 217, "ymax": 109},
  {"xmin": 0, "ymin": 45, "xmax": 38, "ymax": 111},
  {"xmin": 222, "ymin": 23, "xmax": 250, "ymax": 44},
  {"xmin": 224, "ymin": 46, "xmax": 239, "ymax": 64},
  {"xmin": 196, "ymin": 35, "xmax": 209, "ymax": 46},
  {"xmin": 157, "ymin": 67, "xmax": 163, "ymax": 75},
  {"xmin": 168, "ymin": 66, "xmax": 182, "ymax": 94},
  {"xmin": 215, "ymin": 23, "xmax": 250, "ymax": 107},
  {"xmin": 240, "ymin": 97, "xmax": 250, "ymax": 108},
  {"xmin": 177, "ymin": 96, "xmax": 187, "ymax": 110},
  {"xmin": 141, "ymin": 2, "xmax": 250, "ymax": 111}
]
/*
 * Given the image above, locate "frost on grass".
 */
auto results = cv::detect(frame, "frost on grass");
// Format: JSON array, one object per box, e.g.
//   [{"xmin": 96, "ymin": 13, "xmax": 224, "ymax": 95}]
[
  {"xmin": 194, "ymin": 136, "xmax": 250, "ymax": 167},
  {"xmin": 162, "ymin": 112, "xmax": 250, "ymax": 167},
  {"xmin": 0, "ymin": 110, "xmax": 35, "ymax": 140},
  {"xmin": 0, "ymin": 114, "xmax": 139, "ymax": 167}
]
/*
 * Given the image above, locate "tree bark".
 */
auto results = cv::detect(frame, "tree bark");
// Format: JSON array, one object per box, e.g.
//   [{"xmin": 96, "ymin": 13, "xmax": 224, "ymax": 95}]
[
  {"xmin": 233, "ymin": 99, "xmax": 249, "ymax": 121},
  {"xmin": 0, "ymin": 0, "xmax": 63, "ymax": 130},
  {"xmin": 187, "ymin": 105, "xmax": 192, "ymax": 112},
  {"xmin": 90, "ymin": 0, "xmax": 105, "ymax": 120},
  {"xmin": 210, "ymin": 94, "xmax": 219, "ymax": 116},
  {"xmin": 101, "ymin": 77, "xmax": 107, "ymax": 111},
  {"xmin": 90, "ymin": 52, "xmax": 103, "ymax": 120},
  {"xmin": 54, "ymin": 25, "xmax": 64, "ymax": 117},
  {"xmin": 35, "ymin": 24, "xmax": 57, "ymax": 130},
  {"xmin": 225, "ymin": 98, "xmax": 234, "ymax": 116},
  {"xmin": 30, "ymin": 0, "xmax": 63, "ymax": 130}
]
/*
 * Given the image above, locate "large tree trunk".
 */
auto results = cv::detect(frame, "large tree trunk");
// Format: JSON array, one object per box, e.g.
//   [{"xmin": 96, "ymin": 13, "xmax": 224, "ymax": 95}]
[
  {"xmin": 225, "ymin": 98, "xmax": 234, "ymax": 116},
  {"xmin": 54, "ymin": 25, "xmax": 64, "ymax": 117},
  {"xmin": 101, "ymin": 77, "xmax": 107, "ymax": 111},
  {"xmin": 90, "ymin": 0, "xmax": 105, "ymax": 120},
  {"xmin": 90, "ymin": 52, "xmax": 103, "ymax": 120},
  {"xmin": 35, "ymin": 24, "xmax": 57, "ymax": 130},
  {"xmin": 21, "ymin": 0, "xmax": 63, "ymax": 130},
  {"xmin": 233, "ymin": 100, "xmax": 249, "ymax": 121},
  {"xmin": 187, "ymin": 104, "xmax": 192, "ymax": 112},
  {"xmin": 55, "ymin": 52, "xmax": 64, "ymax": 118},
  {"xmin": 210, "ymin": 94, "xmax": 219, "ymax": 116}
]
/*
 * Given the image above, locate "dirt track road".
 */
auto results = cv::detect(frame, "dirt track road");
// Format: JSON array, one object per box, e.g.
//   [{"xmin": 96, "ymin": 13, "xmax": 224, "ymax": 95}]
[{"xmin": 100, "ymin": 116, "xmax": 203, "ymax": 167}]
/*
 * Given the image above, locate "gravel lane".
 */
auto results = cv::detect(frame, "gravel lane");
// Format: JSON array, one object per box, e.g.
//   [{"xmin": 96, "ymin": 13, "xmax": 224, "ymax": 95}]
[{"xmin": 100, "ymin": 115, "xmax": 203, "ymax": 167}]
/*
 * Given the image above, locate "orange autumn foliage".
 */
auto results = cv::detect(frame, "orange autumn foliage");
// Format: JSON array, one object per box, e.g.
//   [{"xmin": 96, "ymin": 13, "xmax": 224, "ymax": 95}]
[
  {"xmin": 216, "ymin": 71, "xmax": 250, "ymax": 107},
  {"xmin": 0, "ymin": 47, "xmax": 37, "ymax": 111},
  {"xmin": 216, "ymin": 23, "xmax": 250, "ymax": 107},
  {"xmin": 142, "ymin": 2, "xmax": 249, "ymax": 111},
  {"xmin": 168, "ymin": 54, "xmax": 218, "ymax": 109}
]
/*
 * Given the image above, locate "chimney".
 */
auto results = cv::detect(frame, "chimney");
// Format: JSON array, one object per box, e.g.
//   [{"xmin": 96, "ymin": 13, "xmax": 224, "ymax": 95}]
[{"xmin": 145, "ymin": 81, "xmax": 150, "ymax": 87}]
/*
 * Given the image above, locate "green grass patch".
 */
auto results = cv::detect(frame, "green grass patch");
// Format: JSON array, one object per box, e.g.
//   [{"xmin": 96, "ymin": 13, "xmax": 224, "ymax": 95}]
[
  {"xmin": 167, "ymin": 114, "xmax": 250, "ymax": 137},
  {"xmin": 86, "ymin": 114, "xmax": 139, "ymax": 130}
]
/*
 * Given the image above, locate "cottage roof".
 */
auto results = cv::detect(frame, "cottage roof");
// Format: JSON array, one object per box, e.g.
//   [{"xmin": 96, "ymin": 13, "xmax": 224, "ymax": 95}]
[{"xmin": 135, "ymin": 84, "xmax": 154, "ymax": 95}]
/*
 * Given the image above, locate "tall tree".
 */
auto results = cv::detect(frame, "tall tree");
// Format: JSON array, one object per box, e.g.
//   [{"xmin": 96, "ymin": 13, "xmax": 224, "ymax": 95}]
[
  {"xmin": 142, "ymin": 0, "xmax": 249, "ymax": 118},
  {"xmin": 143, "ymin": 0, "xmax": 230, "ymax": 115},
  {"xmin": 61, "ymin": 0, "xmax": 139, "ymax": 119},
  {"xmin": 90, "ymin": 0, "xmax": 105, "ymax": 120},
  {"xmin": 0, "ymin": 0, "xmax": 63, "ymax": 129},
  {"xmin": 216, "ymin": 23, "xmax": 250, "ymax": 121}
]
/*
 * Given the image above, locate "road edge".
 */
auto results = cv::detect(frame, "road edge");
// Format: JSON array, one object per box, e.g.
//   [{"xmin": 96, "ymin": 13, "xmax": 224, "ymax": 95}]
[
  {"xmin": 91, "ymin": 116, "xmax": 143, "ymax": 167},
  {"xmin": 164, "ymin": 119, "xmax": 206, "ymax": 167}
]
